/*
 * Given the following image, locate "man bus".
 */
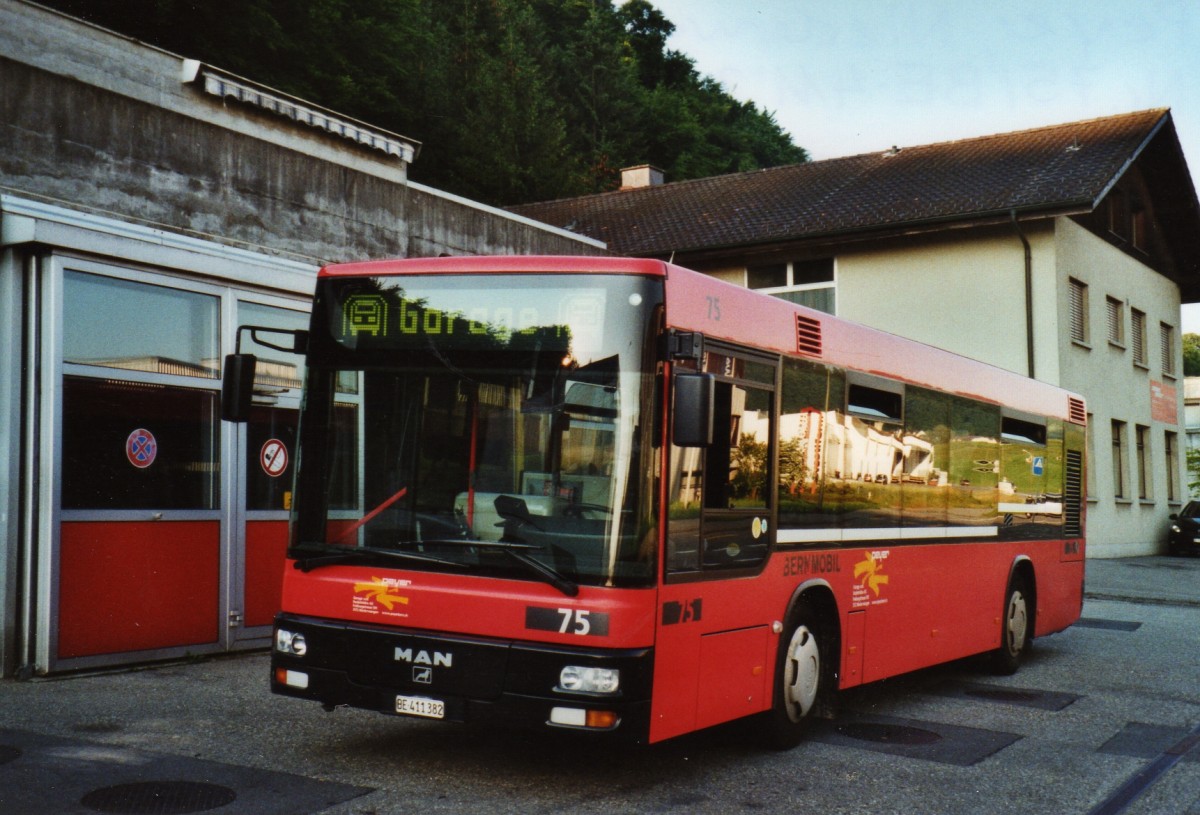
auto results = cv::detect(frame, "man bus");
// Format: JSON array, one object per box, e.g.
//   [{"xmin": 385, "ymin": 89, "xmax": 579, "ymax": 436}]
[{"xmin": 224, "ymin": 255, "xmax": 1085, "ymax": 747}]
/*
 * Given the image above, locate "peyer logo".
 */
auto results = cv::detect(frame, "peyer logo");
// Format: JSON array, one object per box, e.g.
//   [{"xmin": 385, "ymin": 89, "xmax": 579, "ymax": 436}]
[
  {"xmin": 353, "ymin": 576, "xmax": 410, "ymax": 615},
  {"xmin": 852, "ymin": 550, "xmax": 891, "ymax": 608}
]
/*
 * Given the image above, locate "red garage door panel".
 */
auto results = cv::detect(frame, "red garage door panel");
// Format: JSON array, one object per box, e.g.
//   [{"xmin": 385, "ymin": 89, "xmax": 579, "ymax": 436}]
[
  {"xmin": 244, "ymin": 520, "xmax": 288, "ymax": 628},
  {"xmin": 58, "ymin": 521, "xmax": 220, "ymax": 659}
]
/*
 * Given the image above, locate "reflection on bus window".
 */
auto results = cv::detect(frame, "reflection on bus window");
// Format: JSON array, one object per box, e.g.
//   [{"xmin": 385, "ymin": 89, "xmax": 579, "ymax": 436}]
[{"xmin": 999, "ymin": 416, "xmax": 1065, "ymax": 539}]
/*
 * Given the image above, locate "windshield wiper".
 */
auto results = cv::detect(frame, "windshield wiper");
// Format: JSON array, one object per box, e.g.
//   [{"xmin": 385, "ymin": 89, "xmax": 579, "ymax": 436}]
[
  {"xmin": 414, "ymin": 539, "xmax": 579, "ymax": 597},
  {"xmin": 293, "ymin": 546, "xmax": 464, "ymax": 573}
]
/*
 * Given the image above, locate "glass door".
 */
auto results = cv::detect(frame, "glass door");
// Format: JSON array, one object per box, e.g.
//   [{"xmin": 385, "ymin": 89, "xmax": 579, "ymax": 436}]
[
  {"xmin": 56, "ymin": 263, "xmax": 224, "ymax": 668},
  {"xmin": 229, "ymin": 300, "xmax": 307, "ymax": 644}
]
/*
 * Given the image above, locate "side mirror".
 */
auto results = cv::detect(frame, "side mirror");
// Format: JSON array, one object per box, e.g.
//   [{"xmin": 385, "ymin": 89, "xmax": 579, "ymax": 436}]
[
  {"xmin": 221, "ymin": 353, "xmax": 257, "ymax": 422},
  {"xmin": 672, "ymin": 372, "xmax": 714, "ymax": 447}
]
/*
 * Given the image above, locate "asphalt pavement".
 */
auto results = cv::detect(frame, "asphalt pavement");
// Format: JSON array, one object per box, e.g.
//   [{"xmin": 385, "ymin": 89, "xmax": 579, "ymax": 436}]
[
  {"xmin": 1083, "ymin": 555, "xmax": 1199, "ymax": 607},
  {"xmin": 0, "ymin": 555, "xmax": 1196, "ymax": 815}
]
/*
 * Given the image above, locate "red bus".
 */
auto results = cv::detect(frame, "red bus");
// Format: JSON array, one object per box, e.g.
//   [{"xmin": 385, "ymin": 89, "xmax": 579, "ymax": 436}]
[{"xmin": 225, "ymin": 255, "xmax": 1085, "ymax": 746}]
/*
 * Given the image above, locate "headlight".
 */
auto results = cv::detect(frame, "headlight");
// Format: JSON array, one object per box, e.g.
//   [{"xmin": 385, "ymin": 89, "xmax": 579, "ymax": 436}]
[
  {"xmin": 275, "ymin": 628, "xmax": 307, "ymax": 656},
  {"xmin": 1171, "ymin": 524, "xmax": 1182, "ymax": 534},
  {"xmin": 559, "ymin": 665, "xmax": 619, "ymax": 694}
]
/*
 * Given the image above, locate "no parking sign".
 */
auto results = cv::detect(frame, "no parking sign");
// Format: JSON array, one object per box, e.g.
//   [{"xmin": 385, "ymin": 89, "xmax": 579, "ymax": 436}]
[{"xmin": 125, "ymin": 428, "xmax": 157, "ymax": 469}]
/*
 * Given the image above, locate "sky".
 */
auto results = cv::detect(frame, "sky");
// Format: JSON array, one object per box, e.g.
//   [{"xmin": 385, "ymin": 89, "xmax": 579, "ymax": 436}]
[{"xmin": 647, "ymin": 0, "xmax": 1200, "ymax": 330}]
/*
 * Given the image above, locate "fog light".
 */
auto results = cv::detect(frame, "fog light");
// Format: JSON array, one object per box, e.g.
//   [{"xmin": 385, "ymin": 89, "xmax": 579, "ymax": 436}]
[
  {"xmin": 274, "ymin": 667, "xmax": 309, "ymax": 689},
  {"xmin": 275, "ymin": 628, "xmax": 307, "ymax": 656},
  {"xmin": 559, "ymin": 665, "xmax": 619, "ymax": 694},
  {"xmin": 549, "ymin": 706, "xmax": 587, "ymax": 727},
  {"xmin": 549, "ymin": 707, "xmax": 620, "ymax": 730}
]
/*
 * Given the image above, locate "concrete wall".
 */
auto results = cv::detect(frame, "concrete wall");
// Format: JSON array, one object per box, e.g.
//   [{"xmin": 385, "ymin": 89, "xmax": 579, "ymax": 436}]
[
  {"xmin": 0, "ymin": 0, "xmax": 603, "ymax": 267},
  {"xmin": 0, "ymin": 0, "xmax": 606, "ymax": 679}
]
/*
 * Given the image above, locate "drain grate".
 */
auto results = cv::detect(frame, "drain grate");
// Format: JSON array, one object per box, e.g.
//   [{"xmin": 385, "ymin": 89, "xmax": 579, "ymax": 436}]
[
  {"xmin": 837, "ymin": 721, "xmax": 942, "ymax": 745},
  {"xmin": 80, "ymin": 781, "xmax": 236, "ymax": 814},
  {"xmin": 929, "ymin": 680, "xmax": 1079, "ymax": 711},
  {"xmin": 0, "ymin": 744, "xmax": 21, "ymax": 765},
  {"xmin": 1075, "ymin": 617, "xmax": 1141, "ymax": 632},
  {"xmin": 813, "ymin": 714, "xmax": 1020, "ymax": 766},
  {"xmin": 965, "ymin": 688, "xmax": 1043, "ymax": 704}
]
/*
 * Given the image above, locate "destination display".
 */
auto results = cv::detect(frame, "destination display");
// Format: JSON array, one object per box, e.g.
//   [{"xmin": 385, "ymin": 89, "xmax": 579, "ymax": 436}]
[{"xmin": 323, "ymin": 278, "xmax": 608, "ymax": 357}]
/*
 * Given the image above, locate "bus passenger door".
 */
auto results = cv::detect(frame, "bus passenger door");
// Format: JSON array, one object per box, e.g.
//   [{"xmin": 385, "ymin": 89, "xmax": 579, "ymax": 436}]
[{"xmin": 652, "ymin": 348, "xmax": 777, "ymax": 742}]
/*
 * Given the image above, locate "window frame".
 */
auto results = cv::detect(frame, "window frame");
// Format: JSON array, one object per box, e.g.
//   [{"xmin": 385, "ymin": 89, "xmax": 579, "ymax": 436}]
[
  {"xmin": 1106, "ymin": 297, "xmax": 1125, "ymax": 348},
  {"xmin": 1131, "ymin": 206, "xmax": 1148, "ymax": 252},
  {"xmin": 1111, "ymin": 419, "xmax": 1127, "ymax": 500},
  {"xmin": 746, "ymin": 258, "xmax": 837, "ymax": 315},
  {"xmin": 1130, "ymin": 308, "xmax": 1147, "ymax": 367},
  {"xmin": 1135, "ymin": 424, "xmax": 1150, "ymax": 501},
  {"xmin": 1160, "ymin": 322, "xmax": 1176, "ymax": 377},
  {"xmin": 1068, "ymin": 278, "xmax": 1089, "ymax": 345},
  {"xmin": 1165, "ymin": 431, "xmax": 1179, "ymax": 503}
]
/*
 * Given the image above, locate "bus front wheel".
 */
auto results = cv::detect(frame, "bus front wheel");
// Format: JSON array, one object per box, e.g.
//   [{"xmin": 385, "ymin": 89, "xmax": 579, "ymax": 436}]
[
  {"xmin": 762, "ymin": 604, "xmax": 827, "ymax": 749},
  {"xmin": 991, "ymin": 578, "xmax": 1031, "ymax": 675}
]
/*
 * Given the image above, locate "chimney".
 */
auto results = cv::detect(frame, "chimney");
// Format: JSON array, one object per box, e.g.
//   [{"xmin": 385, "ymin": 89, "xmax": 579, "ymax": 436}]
[{"xmin": 620, "ymin": 164, "xmax": 664, "ymax": 190}]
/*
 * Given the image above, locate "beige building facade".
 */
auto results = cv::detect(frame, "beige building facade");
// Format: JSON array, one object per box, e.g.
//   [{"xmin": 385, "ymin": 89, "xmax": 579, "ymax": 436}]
[
  {"xmin": 513, "ymin": 110, "xmax": 1200, "ymax": 558},
  {"xmin": 692, "ymin": 219, "xmax": 1184, "ymax": 556}
]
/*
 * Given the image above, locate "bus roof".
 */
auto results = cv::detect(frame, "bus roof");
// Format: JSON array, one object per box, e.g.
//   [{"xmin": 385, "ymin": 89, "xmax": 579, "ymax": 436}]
[
  {"xmin": 661, "ymin": 261, "xmax": 1084, "ymax": 423},
  {"xmin": 317, "ymin": 255, "xmax": 1084, "ymax": 422},
  {"xmin": 319, "ymin": 255, "xmax": 669, "ymax": 278}
]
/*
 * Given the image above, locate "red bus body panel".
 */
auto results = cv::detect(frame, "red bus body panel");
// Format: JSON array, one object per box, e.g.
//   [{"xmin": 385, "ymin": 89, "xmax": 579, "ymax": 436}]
[
  {"xmin": 280, "ymin": 564, "xmax": 658, "ymax": 650},
  {"xmin": 649, "ymin": 541, "xmax": 1084, "ymax": 743}
]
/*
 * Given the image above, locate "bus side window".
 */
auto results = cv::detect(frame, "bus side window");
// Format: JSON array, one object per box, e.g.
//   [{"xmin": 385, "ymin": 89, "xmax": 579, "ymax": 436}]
[
  {"xmin": 902, "ymin": 387, "xmax": 950, "ymax": 529},
  {"xmin": 949, "ymin": 395, "xmax": 1000, "ymax": 527},
  {"xmin": 703, "ymin": 381, "xmax": 771, "ymax": 511},
  {"xmin": 778, "ymin": 358, "xmax": 845, "ymax": 535}
]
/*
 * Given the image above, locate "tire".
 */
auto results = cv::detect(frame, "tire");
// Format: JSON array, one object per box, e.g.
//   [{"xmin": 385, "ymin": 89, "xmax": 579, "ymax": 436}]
[
  {"xmin": 762, "ymin": 603, "xmax": 828, "ymax": 749},
  {"xmin": 991, "ymin": 578, "xmax": 1031, "ymax": 675}
]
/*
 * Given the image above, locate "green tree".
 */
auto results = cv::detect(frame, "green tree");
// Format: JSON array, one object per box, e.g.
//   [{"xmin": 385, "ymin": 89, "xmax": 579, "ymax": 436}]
[
  {"xmin": 37, "ymin": 0, "xmax": 810, "ymax": 204},
  {"xmin": 777, "ymin": 436, "xmax": 808, "ymax": 495},
  {"xmin": 1183, "ymin": 333, "xmax": 1200, "ymax": 376},
  {"xmin": 1187, "ymin": 446, "xmax": 1200, "ymax": 495},
  {"xmin": 731, "ymin": 433, "xmax": 769, "ymax": 501}
]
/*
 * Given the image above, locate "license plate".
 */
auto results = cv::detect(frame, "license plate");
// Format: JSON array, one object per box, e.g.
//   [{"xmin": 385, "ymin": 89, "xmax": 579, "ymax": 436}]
[{"xmin": 395, "ymin": 695, "xmax": 445, "ymax": 720}]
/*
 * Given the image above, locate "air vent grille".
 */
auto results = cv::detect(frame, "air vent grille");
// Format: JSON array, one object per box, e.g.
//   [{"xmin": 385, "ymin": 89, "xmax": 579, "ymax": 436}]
[
  {"xmin": 1063, "ymin": 450, "xmax": 1083, "ymax": 538},
  {"xmin": 1068, "ymin": 397, "xmax": 1087, "ymax": 425},
  {"xmin": 796, "ymin": 314, "xmax": 823, "ymax": 357}
]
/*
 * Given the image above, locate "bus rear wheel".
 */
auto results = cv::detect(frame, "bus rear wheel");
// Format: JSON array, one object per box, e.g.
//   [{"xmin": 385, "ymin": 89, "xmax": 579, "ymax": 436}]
[
  {"xmin": 762, "ymin": 604, "xmax": 826, "ymax": 749},
  {"xmin": 991, "ymin": 579, "xmax": 1031, "ymax": 675}
]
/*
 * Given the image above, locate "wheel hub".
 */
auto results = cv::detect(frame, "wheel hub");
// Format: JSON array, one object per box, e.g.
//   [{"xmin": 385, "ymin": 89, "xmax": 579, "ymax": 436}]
[{"xmin": 784, "ymin": 624, "xmax": 820, "ymax": 721}]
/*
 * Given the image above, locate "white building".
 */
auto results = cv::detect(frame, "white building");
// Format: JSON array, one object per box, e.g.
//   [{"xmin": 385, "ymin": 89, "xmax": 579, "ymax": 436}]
[{"xmin": 514, "ymin": 110, "xmax": 1200, "ymax": 557}]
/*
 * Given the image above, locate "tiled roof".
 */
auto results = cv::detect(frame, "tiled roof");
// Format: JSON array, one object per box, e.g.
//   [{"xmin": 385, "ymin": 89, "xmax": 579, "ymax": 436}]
[{"xmin": 509, "ymin": 109, "xmax": 1174, "ymax": 256}]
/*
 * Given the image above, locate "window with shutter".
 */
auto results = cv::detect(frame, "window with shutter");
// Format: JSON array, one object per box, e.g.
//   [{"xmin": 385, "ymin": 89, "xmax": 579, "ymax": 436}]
[
  {"xmin": 1131, "ymin": 309, "xmax": 1146, "ymax": 366},
  {"xmin": 1106, "ymin": 297, "xmax": 1124, "ymax": 346},
  {"xmin": 1069, "ymin": 279, "xmax": 1087, "ymax": 343},
  {"xmin": 1161, "ymin": 323, "xmax": 1175, "ymax": 375}
]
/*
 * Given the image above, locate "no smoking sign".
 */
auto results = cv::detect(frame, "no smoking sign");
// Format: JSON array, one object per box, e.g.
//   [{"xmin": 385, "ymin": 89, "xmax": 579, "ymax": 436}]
[{"xmin": 260, "ymin": 438, "xmax": 289, "ymax": 478}]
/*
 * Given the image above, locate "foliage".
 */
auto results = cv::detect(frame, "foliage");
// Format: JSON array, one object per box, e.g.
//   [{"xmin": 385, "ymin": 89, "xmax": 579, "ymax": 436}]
[
  {"xmin": 43, "ymin": 0, "xmax": 808, "ymax": 205},
  {"xmin": 1183, "ymin": 333, "xmax": 1200, "ymax": 376},
  {"xmin": 730, "ymin": 433, "xmax": 769, "ymax": 501},
  {"xmin": 1188, "ymin": 446, "xmax": 1200, "ymax": 494}
]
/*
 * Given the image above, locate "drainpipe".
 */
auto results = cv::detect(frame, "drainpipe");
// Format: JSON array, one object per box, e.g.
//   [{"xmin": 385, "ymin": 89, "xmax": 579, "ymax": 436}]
[{"xmin": 1011, "ymin": 210, "xmax": 1035, "ymax": 380}]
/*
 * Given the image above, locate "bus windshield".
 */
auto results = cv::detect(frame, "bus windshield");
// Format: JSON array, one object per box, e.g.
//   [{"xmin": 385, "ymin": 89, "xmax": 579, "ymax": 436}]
[{"xmin": 291, "ymin": 272, "xmax": 663, "ymax": 589}]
